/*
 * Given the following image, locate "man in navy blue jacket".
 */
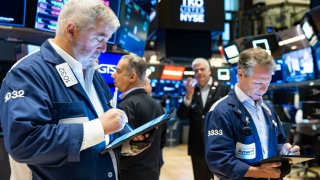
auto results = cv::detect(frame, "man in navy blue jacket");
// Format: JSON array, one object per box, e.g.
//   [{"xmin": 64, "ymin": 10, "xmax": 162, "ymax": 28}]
[
  {"xmin": 0, "ymin": 0, "xmax": 144, "ymax": 179},
  {"xmin": 204, "ymin": 48, "xmax": 300, "ymax": 179}
]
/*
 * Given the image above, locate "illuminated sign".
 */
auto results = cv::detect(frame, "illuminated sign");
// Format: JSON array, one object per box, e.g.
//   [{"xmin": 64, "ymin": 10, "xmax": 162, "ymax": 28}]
[
  {"xmin": 180, "ymin": 0, "xmax": 205, "ymax": 23},
  {"xmin": 98, "ymin": 52, "xmax": 124, "ymax": 84},
  {"xmin": 161, "ymin": 65, "xmax": 185, "ymax": 81}
]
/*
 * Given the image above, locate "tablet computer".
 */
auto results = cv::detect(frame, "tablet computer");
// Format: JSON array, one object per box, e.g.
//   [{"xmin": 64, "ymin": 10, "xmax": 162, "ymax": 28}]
[
  {"xmin": 253, "ymin": 155, "xmax": 315, "ymax": 166},
  {"xmin": 100, "ymin": 108, "xmax": 176, "ymax": 155}
]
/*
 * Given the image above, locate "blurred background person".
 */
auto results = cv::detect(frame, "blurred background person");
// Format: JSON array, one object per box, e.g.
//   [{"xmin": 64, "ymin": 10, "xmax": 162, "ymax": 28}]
[
  {"xmin": 177, "ymin": 58, "xmax": 230, "ymax": 180},
  {"xmin": 112, "ymin": 54, "xmax": 165, "ymax": 180}
]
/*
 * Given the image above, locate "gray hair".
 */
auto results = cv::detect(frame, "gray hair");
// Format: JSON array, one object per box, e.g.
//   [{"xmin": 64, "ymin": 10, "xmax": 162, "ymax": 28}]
[
  {"xmin": 238, "ymin": 47, "xmax": 276, "ymax": 77},
  {"xmin": 192, "ymin": 58, "xmax": 210, "ymax": 70},
  {"xmin": 121, "ymin": 54, "xmax": 147, "ymax": 82},
  {"xmin": 56, "ymin": 0, "xmax": 120, "ymax": 35}
]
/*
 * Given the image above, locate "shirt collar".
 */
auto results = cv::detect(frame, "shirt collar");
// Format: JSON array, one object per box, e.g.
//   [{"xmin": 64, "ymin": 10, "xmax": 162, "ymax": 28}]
[
  {"xmin": 235, "ymin": 84, "xmax": 262, "ymax": 106},
  {"xmin": 200, "ymin": 77, "xmax": 213, "ymax": 89},
  {"xmin": 119, "ymin": 87, "xmax": 145, "ymax": 99},
  {"xmin": 48, "ymin": 39, "xmax": 83, "ymax": 71}
]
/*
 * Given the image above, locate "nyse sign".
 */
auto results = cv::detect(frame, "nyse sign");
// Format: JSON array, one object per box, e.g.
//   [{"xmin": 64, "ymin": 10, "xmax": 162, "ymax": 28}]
[
  {"xmin": 180, "ymin": 0, "xmax": 205, "ymax": 23},
  {"xmin": 98, "ymin": 64, "xmax": 117, "ymax": 74}
]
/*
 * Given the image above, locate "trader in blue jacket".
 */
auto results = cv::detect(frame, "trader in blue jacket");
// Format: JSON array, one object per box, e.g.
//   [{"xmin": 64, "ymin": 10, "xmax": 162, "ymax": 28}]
[
  {"xmin": 0, "ymin": 0, "xmax": 144, "ymax": 179},
  {"xmin": 204, "ymin": 48, "xmax": 300, "ymax": 179}
]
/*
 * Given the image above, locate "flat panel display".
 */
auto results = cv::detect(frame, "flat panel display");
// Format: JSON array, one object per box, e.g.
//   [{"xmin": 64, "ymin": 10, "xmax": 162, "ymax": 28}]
[
  {"xmin": 158, "ymin": 80, "xmax": 182, "ymax": 96},
  {"xmin": 0, "ymin": 1, "xmax": 26, "ymax": 27},
  {"xmin": 223, "ymin": 43, "xmax": 240, "ymax": 64},
  {"xmin": 34, "ymin": 0, "xmax": 120, "ymax": 44},
  {"xmin": 270, "ymin": 59, "xmax": 284, "ymax": 84},
  {"xmin": 158, "ymin": 0, "xmax": 224, "ymax": 31},
  {"xmin": 118, "ymin": 0, "xmax": 149, "ymax": 56},
  {"xmin": 34, "ymin": 0, "xmax": 66, "ymax": 33},
  {"xmin": 282, "ymin": 47, "xmax": 315, "ymax": 83}
]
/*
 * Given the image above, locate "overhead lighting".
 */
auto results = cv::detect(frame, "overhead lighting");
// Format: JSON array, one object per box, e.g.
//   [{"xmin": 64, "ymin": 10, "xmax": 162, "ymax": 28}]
[{"xmin": 278, "ymin": 35, "xmax": 306, "ymax": 46}]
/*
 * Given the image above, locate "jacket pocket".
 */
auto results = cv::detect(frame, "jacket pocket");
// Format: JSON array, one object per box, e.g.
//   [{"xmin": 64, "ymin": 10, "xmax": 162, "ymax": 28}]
[{"xmin": 51, "ymin": 101, "xmax": 89, "ymax": 123}]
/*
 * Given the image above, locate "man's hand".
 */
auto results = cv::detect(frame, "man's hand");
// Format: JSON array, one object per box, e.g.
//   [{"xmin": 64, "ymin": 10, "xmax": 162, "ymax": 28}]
[
  {"xmin": 245, "ymin": 162, "xmax": 282, "ymax": 178},
  {"xmin": 185, "ymin": 77, "xmax": 196, "ymax": 100},
  {"xmin": 281, "ymin": 143, "xmax": 300, "ymax": 155},
  {"xmin": 99, "ymin": 108, "xmax": 128, "ymax": 134}
]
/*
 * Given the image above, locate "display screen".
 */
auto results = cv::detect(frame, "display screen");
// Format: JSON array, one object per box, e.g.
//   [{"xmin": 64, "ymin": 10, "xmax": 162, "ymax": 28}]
[
  {"xmin": 282, "ymin": 47, "xmax": 315, "ymax": 83},
  {"xmin": 34, "ymin": 0, "xmax": 66, "ymax": 32},
  {"xmin": 216, "ymin": 68, "xmax": 230, "ymax": 81},
  {"xmin": 34, "ymin": 0, "xmax": 120, "ymax": 44},
  {"xmin": 229, "ymin": 65, "xmax": 238, "ymax": 87},
  {"xmin": 161, "ymin": 65, "xmax": 185, "ymax": 81},
  {"xmin": 158, "ymin": 80, "xmax": 182, "ymax": 96},
  {"xmin": 118, "ymin": 0, "xmax": 149, "ymax": 56},
  {"xmin": 314, "ymin": 44, "xmax": 320, "ymax": 78},
  {"xmin": 157, "ymin": 0, "xmax": 224, "ymax": 31},
  {"xmin": 242, "ymin": 34, "xmax": 279, "ymax": 55},
  {"xmin": 301, "ymin": 19, "xmax": 315, "ymax": 40},
  {"xmin": 98, "ymin": 52, "xmax": 124, "ymax": 84},
  {"xmin": 224, "ymin": 44, "xmax": 239, "ymax": 59},
  {"xmin": 0, "ymin": 1, "xmax": 26, "ymax": 27},
  {"xmin": 224, "ymin": 43, "xmax": 240, "ymax": 65},
  {"xmin": 270, "ymin": 59, "xmax": 284, "ymax": 84}
]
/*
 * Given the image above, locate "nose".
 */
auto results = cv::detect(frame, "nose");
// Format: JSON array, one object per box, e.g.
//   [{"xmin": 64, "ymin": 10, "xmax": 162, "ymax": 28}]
[
  {"xmin": 259, "ymin": 83, "xmax": 268, "ymax": 91},
  {"xmin": 100, "ymin": 41, "xmax": 107, "ymax": 53},
  {"xmin": 111, "ymin": 72, "xmax": 115, "ymax": 79},
  {"xmin": 98, "ymin": 38, "xmax": 108, "ymax": 53}
]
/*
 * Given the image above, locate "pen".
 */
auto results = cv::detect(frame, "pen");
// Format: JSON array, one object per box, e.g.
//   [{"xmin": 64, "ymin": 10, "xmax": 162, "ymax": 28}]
[
  {"xmin": 287, "ymin": 143, "xmax": 295, "ymax": 155},
  {"xmin": 112, "ymin": 88, "xmax": 133, "ymax": 132}
]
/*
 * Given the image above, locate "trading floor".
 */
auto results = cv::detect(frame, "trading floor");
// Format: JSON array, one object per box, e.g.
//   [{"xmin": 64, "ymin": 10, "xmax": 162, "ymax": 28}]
[{"xmin": 160, "ymin": 145, "xmax": 320, "ymax": 180}]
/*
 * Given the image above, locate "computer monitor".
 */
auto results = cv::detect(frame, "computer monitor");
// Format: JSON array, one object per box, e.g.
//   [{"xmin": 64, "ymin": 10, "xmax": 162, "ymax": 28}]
[
  {"xmin": 242, "ymin": 33, "xmax": 279, "ymax": 55},
  {"xmin": 34, "ymin": 0, "xmax": 66, "ymax": 33},
  {"xmin": 229, "ymin": 65, "xmax": 238, "ymax": 86},
  {"xmin": 223, "ymin": 43, "xmax": 240, "ymax": 64},
  {"xmin": 0, "ymin": 0, "xmax": 26, "ymax": 27},
  {"xmin": 213, "ymin": 68, "xmax": 230, "ymax": 81},
  {"xmin": 282, "ymin": 47, "xmax": 315, "ymax": 83},
  {"xmin": 34, "ymin": 0, "xmax": 120, "ymax": 44},
  {"xmin": 301, "ymin": 17, "xmax": 318, "ymax": 46},
  {"xmin": 270, "ymin": 59, "xmax": 284, "ymax": 84},
  {"xmin": 118, "ymin": 0, "xmax": 149, "ymax": 56}
]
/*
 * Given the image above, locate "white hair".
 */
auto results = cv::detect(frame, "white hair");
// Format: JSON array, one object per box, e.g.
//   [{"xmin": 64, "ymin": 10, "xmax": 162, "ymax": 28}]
[
  {"xmin": 56, "ymin": 0, "xmax": 120, "ymax": 35},
  {"xmin": 192, "ymin": 58, "xmax": 210, "ymax": 69}
]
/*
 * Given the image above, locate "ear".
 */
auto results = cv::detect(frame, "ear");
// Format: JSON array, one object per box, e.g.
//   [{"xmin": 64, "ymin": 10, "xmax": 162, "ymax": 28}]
[
  {"xmin": 238, "ymin": 68, "xmax": 243, "ymax": 80},
  {"xmin": 65, "ymin": 22, "xmax": 77, "ymax": 41},
  {"xmin": 128, "ymin": 72, "xmax": 137, "ymax": 82}
]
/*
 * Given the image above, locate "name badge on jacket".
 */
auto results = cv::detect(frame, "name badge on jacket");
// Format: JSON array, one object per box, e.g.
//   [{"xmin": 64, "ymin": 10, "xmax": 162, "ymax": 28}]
[
  {"xmin": 56, "ymin": 63, "xmax": 78, "ymax": 87},
  {"xmin": 235, "ymin": 142, "xmax": 256, "ymax": 159}
]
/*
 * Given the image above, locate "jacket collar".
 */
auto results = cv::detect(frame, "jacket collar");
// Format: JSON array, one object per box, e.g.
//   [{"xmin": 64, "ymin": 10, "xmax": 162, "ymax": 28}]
[{"xmin": 40, "ymin": 40, "xmax": 66, "ymax": 65}]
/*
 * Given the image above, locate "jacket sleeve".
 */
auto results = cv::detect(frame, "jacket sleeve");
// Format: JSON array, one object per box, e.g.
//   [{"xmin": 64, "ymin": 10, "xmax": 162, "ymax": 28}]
[
  {"xmin": 204, "ymin": 106, "xmax": 250, "ymax": 180},
  {"xmin": 177, "ymin": 100, "xmax": 191, "ymax": 120},
  {"xmin": 0, "ymin": 64, "xmax": 83, "ymax": 166}
]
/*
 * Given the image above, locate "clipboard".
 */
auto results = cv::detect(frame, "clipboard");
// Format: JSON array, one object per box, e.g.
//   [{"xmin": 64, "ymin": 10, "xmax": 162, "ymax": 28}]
[
  {"xmin": 253, "ymin": 155, "xmax": 315, "ymax": 166},
  {"xmin": 100, "ymin": 108, "xmax": 176, "ymax": 155}
]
